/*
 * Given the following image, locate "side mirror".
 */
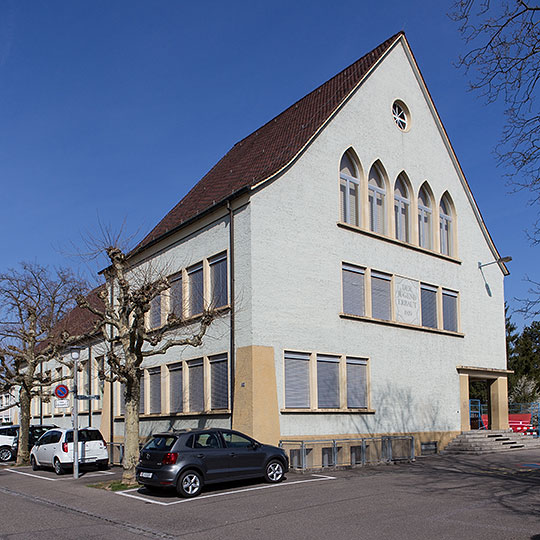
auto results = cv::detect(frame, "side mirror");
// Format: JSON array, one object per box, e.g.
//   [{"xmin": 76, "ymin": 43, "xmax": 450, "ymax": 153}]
[{"xmin": 252, "ymin": 441, "xmax": 261, "ymax": 450}]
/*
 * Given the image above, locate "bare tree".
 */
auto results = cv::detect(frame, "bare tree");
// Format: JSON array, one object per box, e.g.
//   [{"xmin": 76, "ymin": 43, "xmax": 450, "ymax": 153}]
[
  {"xmin": 0, "ymin": 263, "xmax": 88, "ymax": 465},
  {"xmin": 450, "ymin": 1, "xmax": 540, "ymax": 231},
  {"xmin": 77, "ymin": 246, "xmax": 220, "ymax": 484}
]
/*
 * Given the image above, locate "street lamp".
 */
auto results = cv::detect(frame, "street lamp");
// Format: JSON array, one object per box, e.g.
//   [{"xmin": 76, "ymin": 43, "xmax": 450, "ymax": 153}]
[
  {"xmin": 478, "ymin": 256, "xmax": 512, "ymax": 269},
  {"xmin": 70, "ymin": 346, "xmax": 80, "ymax": 480}
]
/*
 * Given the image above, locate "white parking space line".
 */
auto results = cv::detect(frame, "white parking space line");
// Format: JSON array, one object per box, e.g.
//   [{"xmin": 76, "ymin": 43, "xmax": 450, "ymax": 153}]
[
  {"xmin": 56, "ymin": 471, "xmax": 116, "ymax": 480},
  {"xmin": 116, "ymin": 474, "xmax": 336, "ymax": 506},
  {"xmin": 6, "ymin": 469, "xmax": 59, "ymax": 481},
  {"xmin": 6, "ymin": 468, "xmax": 116, "ymax": 482}
]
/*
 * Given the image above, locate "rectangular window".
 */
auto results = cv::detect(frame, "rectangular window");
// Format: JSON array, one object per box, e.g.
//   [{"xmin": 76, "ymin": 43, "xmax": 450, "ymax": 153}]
[
  {"xmin": 80, "ymin": 362, "xmax": 89, "ymax": 412},
  {"xmin": 421, "ymin": 284, "xmax": 438, "ymax": 328},
  {"xmin": 209, "ymin": 253, "xmax": 227, "ymax": 308},
  {"xmin": 188, "ymin": 359, "xmax": 204, "ymax": 412},
  {"xmin": 285, "ymin": 351, "xmax": 310, "ymax": 408},
  {"xmin": 169, "ymin": 363, "xmax": 183, "ymax": 413},
  {"xmin": 120, "ymin": 384, "xmax": 125, "ymax": 416},
  {"xmin": 210, "ymin": 354, "xmax": 228, "ymax": 409},
  {"xmin": 442, "ymin": 289, "xmax": 458, "ymax": 332},
  {"xmin": 347, "ymin": 357, "xmax": 368, "ymax": 408},
  {"xmin": 371, "ymin": 271, "xmax": 391, "ymax": 321},
  {"xmin": 188, "ymin": 264, "xmax": 204, "ymax": 316},
  {"xmin": 342, "ymin": 264, "xmax": 365, "ymax": 316},
  {"xmin": 140, "ymin": 376, "xmax": 145, "ymax": 414},
  {"xmin": 149, "ymin": 367, "xmax": 161, "ymax": 414},
  {"xmin": 317, "ymin": 355, "xmax": 340, "ymax": 409},
  {"xmin": 96, "ymin": 357, "xmax": 105, "ymax": 406},
  {"xmin": 170, "ymin": 274, "xmax": 182, "ymax": 319},
  {"xmin": 149, "ymin": 294, "xmax": 162, "ymax": 329}
]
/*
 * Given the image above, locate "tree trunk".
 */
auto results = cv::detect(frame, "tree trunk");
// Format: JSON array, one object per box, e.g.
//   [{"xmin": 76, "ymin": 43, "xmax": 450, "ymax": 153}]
[
  {"xmin": 122, "ymin": 377, "xmax": 141, "ymax": 484},
  {"xmin": 16, "ymin": 388, "xmax": 31, "ymax": 466}
]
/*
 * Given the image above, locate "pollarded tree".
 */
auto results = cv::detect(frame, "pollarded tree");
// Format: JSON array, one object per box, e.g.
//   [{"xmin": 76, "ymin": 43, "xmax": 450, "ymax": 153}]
[
  {"xmin": 0, "ymin": 263, "xmax": 88, "ymax": 465},
  {"xmin": 77, "ymin": 246, "xmax": 220, "ymax": 484}
]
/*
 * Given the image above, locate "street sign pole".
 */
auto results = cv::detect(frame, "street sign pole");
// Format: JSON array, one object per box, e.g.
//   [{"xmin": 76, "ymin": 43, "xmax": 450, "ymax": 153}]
[{"xmin": 71, "ymin": 348, "xmax": 80, "ymax": 480}]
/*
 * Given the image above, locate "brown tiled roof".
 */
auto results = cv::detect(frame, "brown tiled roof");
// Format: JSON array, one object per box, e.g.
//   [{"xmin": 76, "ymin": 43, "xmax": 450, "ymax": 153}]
[
  {"xmin": 137, "ymin": 32, "xmax": 404, "ymax": 250},
  {"xmin": 54, "ymin": 285, "xmax": 105, "ymax": 340}
]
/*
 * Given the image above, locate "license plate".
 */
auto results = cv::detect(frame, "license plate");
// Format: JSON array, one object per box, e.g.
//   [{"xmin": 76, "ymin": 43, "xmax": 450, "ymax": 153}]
[{"xmin": 140, "ymin": 472, "xmax": 152, "ymax": 479}]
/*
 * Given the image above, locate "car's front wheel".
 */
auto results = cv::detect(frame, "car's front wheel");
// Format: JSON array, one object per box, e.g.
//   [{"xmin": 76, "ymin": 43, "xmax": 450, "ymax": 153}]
[
  {"xmin": 0, "ymin": 446, "xmax": 13, "ymax": 462},
  {"xmin": 176, "ymin": 470, "xmax": 203, "ymax": 498},
  {"xmin": 53, "ymin": 458, "xmax": 64, "ymax": 476},
  {"xmin": 265, "ymin": 459, "xmax": 284, "ymax": 483},
  {"xmin": 31, "ymin": 455, "xmax": 39, "ymax": 471}
]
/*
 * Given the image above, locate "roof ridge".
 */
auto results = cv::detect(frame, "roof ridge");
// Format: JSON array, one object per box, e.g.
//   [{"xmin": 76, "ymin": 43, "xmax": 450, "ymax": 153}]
[
  {"xmin": 135, "ymin": 31, "xmax": 405, "ymax": 251},
  {"xmin": 233, "ymin": 31, "xmax": 404, "ymax": 150}
]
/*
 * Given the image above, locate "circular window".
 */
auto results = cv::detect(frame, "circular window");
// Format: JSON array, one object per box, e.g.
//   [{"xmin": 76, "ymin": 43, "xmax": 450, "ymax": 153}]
[{"xmin": 392, "ymin": 100, "xmax": 410, "ymax": 131}]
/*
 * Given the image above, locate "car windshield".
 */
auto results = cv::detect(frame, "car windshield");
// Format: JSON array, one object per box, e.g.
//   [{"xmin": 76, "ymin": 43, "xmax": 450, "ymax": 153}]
[
  {"xmin": 143, "ymin": 436, "xmax": 177, "ymax": 451},
  {"xmin": 65, "ymin": 430, "xmax": 104, "ymax": 443}
]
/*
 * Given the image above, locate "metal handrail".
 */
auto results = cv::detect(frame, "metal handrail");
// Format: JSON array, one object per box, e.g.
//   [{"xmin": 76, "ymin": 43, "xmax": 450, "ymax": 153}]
[{"xmin": 279, "ymin": 435, "xmax": 415, "ymax": 471}]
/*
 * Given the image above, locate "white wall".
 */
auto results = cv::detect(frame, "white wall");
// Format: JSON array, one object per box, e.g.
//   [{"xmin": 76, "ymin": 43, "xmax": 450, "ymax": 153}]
[{"xmin": 248, "ymin": 41, "xmax": 507, "ymax": 437}]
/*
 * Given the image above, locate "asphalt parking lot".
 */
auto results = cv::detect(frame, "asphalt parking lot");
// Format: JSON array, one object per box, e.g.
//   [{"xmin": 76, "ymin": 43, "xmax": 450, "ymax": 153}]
[{"xmin": 1, "ymin": 450, "xmax": 540, "ymax": 540}]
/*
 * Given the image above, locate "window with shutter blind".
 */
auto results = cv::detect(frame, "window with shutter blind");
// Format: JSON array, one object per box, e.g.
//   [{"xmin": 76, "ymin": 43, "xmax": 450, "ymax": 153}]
[
  {"xmin": 188, "ymin": 359, "xmax": 204, "ymax": 412},
  {"xmin": 139, "ymin": 376, "xmax": 145, "ymax": 414},
  {"xmin": 149, "ymin": 367, "xmax": 161, "ymax": 414},
  {"xmin": 317, "ymin": 355, "xmax": 340, "ymax": 408},
  {"xmin": 210, "ymin": 354, "xmax": 228, "ymax": 409},
  {"xmin": 120, "ymin": 384, "xmax": 125, "ymax": 416},
  {"xmin": 209, "ymin": 253, "xmax": 228, "ymax": 308},
  {"xmin": 188, "ymin": 264, "xmax": 204, "ymax": 316},
  {"xmin": 149, "ymin": 294, "xmax": 162, "ymax": 329},
  {"xmin": 371, "ymin": 271, "xmax": 391, "ymax": 320},
  {"xmin": 347, "ymin": 357, "xmax": 368, "ymax": 408},
  {"xmin": 285, "ymin": 351, "xmax": 310, "ymax": 408},
  {"xmin": 169, "ymin": 363, "xmax": 183, "ymax": 413},
  {"xmin": 170, "ymin": 274, "xmax": 182, "ymax": 319},
  {"xmin": 342, "ymin": 264, "xmax": 365, "ymax": 316},
  {"xmin": 442, "ymin": 289, "xmax": 458, "ymax": 332},
  {"xmin": 421, "ymin": 284, "xmax": 438, "ymax": 328},
  {"xmin": 284, "ymin": 350, "xmax": 370, "ymax": 412}
]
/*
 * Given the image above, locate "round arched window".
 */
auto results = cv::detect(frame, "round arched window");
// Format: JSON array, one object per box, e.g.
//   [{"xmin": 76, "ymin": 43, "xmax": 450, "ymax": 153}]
[{"xmin": 392, "ymin": 100, "xmax": 410, "ymax": 131}]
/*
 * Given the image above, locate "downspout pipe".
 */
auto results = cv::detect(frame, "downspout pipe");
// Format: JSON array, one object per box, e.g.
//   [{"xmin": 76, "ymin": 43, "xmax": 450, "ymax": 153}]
[{"xmin": 227, "ymin": 200, "xmax": 235, "ymax": 424}]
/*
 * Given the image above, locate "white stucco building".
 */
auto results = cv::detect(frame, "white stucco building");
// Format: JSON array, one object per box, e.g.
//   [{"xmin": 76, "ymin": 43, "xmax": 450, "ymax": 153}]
[{"xmin": 32, "ymin": 32, "xmax": 510, "ymax": 455}]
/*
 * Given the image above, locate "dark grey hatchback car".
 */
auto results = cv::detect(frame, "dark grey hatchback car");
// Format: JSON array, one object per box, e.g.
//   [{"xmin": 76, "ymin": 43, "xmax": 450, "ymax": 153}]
[{"xmin": 136, "ymin": 428, "xmax": 289, "ymax": 497}]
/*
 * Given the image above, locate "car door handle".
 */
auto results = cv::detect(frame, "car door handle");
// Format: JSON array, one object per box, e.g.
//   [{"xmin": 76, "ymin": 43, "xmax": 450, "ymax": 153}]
[
  {"xmin": 197, "ymin": 454, "xmax": 205, "ymax": 459},
  {"xmin": 229, "ymin": 452, "xmax": 236, "ymax": 457}
]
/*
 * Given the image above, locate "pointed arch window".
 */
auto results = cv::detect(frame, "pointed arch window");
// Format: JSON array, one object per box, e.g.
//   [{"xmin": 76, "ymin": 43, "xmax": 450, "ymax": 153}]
[
  {"xmin": 368, "ymin": 164, "xmax": 386, "ymax": 234},
  {"xmin": 418, "ymin": 186, "xmax": 432, "ymax": 249},
  {"xmin": 394, "ymin": 176, "xmax": 410, "ymax": 242},
  {"xmin": 439, "ymin": 195, "xmax": 453, "ymax": 256},
  {"xmin": 339, "ymin": 153, "xmax": 360, "ymax": 226}
]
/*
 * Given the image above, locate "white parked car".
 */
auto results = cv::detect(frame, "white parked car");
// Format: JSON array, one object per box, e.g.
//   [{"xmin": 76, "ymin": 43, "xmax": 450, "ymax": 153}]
[
  {"xmin": 30, "ymin": 427, "xmax": 109, "ymax": 475},
  {"xmin": 0, "ymin": 424, "xmax": 57, "ymax": 462},
  {"xmin": 0, "ymin": 425, "xmax": 19, "ymax": 462}
]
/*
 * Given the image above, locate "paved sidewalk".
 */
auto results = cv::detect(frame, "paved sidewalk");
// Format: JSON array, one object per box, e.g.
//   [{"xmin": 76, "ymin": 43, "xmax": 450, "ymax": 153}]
[{"xmin": 1, "ymin": 449, "xmax": 539, "ymax": 539}]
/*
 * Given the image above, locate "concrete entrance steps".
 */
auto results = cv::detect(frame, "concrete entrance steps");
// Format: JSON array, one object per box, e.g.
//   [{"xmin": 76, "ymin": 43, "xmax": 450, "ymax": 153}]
[{"xmin": 442, "ymin": 430, "xmax": 540, "ymax": 455}]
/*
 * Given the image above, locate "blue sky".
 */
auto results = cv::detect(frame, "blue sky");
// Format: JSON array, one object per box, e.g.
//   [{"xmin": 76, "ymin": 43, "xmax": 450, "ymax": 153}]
[{"xmin": 0, "ymin": 1, "xmax": 536, "ymax": 329}]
